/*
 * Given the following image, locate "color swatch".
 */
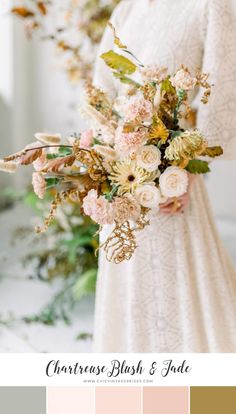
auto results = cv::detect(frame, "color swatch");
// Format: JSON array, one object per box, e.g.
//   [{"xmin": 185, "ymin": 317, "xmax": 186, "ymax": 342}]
[
  {"xmin": 190, "ymin": 387, "xmax": 236, "ymax": 414},
  {"xmin": 0, "ymin": 387, "xmax": 46, "ymax": 414},
  {"xmin": 96, "ymin": 387, "xmax": 141, "ymax": 414},
  {"xmin": 47, "ymin": 387, "xmax": 94, "ymax": 414},
  {"xmin": 143, "ymin": 387, "xmax": 189, "ymax": 414}
]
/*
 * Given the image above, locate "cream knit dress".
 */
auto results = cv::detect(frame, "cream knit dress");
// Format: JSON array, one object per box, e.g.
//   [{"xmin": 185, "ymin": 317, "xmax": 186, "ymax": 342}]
[{"xmin": 92, "ymin": 0, "xmax": 236, "ymax": 352}]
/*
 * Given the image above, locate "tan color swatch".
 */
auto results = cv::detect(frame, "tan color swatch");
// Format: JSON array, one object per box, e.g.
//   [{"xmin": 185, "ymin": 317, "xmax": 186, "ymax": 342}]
[
  {"xmin": 47, "ymin": 387, "xmax": 93, "ymax": 414},
  {"xmin": 143, "ymin": 387, "xmax": 189, "ymax": 414},
  {"xmin": 96, "ymin": 387, "xmax": 141, "ymax": 414},
  {"xmin": 191, "ymin": 387, "xmax": 236, "ymax": 414}
]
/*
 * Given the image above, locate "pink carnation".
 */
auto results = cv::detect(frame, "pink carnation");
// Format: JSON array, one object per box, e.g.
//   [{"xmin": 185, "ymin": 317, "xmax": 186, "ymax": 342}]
[
  {"xmin": 124, "ymin": 97, "xmax": 153, "ymax": 122},
  {"xmin": 83, "ymin": 189, "xmax": 114, "ymax": 225},
  {"xmin": 80, "ymin": 129, "xmax": 93, "ymax": 149},
  {"xmin": 115, "ymin": 127, "xmax": 147, "ymax": 156}
]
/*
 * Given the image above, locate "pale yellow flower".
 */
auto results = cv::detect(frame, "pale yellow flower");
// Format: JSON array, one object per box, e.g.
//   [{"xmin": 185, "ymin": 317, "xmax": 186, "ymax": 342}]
[
  {"xmin": 165, "ymin": 130, "xmax": 207, "ymax": 162},
  {"xmin": 109, "ymin": 160, "xmax": 153, "ymax": 195}
]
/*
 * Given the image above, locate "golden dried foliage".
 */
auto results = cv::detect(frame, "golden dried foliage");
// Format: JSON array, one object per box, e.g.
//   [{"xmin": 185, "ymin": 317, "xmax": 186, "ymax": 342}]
[
  {"xmin": 35, "ymin": 188, "xmax": 80, "ymax": 233},
  {"xmin": 141, "ymin": 82, "xmax": 157, "ymax": 102},
  {"xmin": 196, "ymin": 70, "xmax": 212, "ymax": 104},
  {"xmin": 101, "ymin": 221, "xmax": 137, "ymax": 263},
  {"xmin": 85, "ymin": 82, "xmax": 113, "ymax": 119},
  {"xmin": 73, "ymin": 143, "xmax": 107, "ymax": 182},
  {"xmin": 149, "ymin": 116, "xmax": 169, "ymax": 142}
]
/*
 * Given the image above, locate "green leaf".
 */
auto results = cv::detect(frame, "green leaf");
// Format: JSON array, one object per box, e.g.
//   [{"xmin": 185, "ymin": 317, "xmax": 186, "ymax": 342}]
[
  {"xmin": 73, "ymin": 269, "xmax": 97, "ymax": 301},
  {"xmin": 177, "ymin": 89, "xmax": 186, "ymax": 100},
  {"xmin": 46, "ymin": 147, "xmax": 72, "ymax": 159},
  {"xmin": 58, "ymin": 147, "xmax": 73, "ymax": 156},
  {"xmin": 108, "ymin": 22, "xmax": 127, "ymax": 49},
  {"xmin": 113, "ymin": 72, "xmax": 141, "ymax": 87},
  {"xmin": 170, "ymin": 130, "xmax": 182, "ymax": 139},
  {"xmin": 100, "ymin": 50, "xmax": 137, "ymax": 75},
  {"xmin": 161, "ymin": 78, "xmax": 176, "ymax": 94},
  {"xmin": 76, "ymin": 332, "xmax": 93, "ymax": 341},
  {"xmin": 45, "ymin": 178, "xmax": 60, "ymax": 188},
  {"xmin": 104, "ymin": 185, "xmax": 118, "ymax": 201},
  {"xmin": 46, "ymin": 153, "xmax": 59, "ymax": 159},
  {"xmin": 185, "ymin": 159, "xmax": 210, "ymax": 174}
]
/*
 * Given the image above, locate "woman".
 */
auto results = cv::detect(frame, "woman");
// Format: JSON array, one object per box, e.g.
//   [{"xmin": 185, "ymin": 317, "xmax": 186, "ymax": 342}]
[{"xmin": 92, "ymin": 0, "xmax": 236, "ymax": 352}]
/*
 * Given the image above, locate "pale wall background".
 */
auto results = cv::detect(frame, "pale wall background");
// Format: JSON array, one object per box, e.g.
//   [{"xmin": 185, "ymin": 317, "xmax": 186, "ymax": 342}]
[{"xmin": 0, "ymin": 2, "xmax": 236, "ymax": 218}]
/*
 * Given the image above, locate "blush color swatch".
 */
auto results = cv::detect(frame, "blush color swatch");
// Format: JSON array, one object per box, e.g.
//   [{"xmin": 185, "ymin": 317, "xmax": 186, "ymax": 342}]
[
  {"xmin": 143, "ymin": 387, "xmax": 189, "ymax": 414},
  {"xmin": 96, "ymin": 387, "xmax": 142, "ymax": 414},
  {"xmin": 47, "ymin": 387, "xmax": 94, "ymax": 414},
  {"xmin": 190, "ymin": 387, "xmax": 236, "ymax": 414},
  {"xmin": 0, "ymin": 387, "xmax": 46, "ymax": 414}
]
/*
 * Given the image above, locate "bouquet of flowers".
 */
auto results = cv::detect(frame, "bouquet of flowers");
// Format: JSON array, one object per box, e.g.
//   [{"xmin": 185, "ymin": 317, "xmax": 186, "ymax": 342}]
[{"xmin": 0, "ymin": 25, "xmax": 223, "ymax": 263}]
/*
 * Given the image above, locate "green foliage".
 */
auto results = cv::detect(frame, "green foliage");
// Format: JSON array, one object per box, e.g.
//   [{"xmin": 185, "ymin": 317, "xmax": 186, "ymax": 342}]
[
  {"xmin": 73, "ymin": 269, "xmax": 97, "ymax": 301},
  {"xmin": 185, "ymin": 159, "xmax": 210, "ymax": 174},
  {"xmin": 23, "ymin": 191, "xmax": 42, "ymax": 213},
  {"xmin": 22, "ymin": 269, "xmax": 97, "ymax": 327},
  {"xmin": 100, "ymin": 50, "xmax": 137, "ymax": 75},
  {"xmin": 11, "ymin": 188, "xmax": 99, "ymax": 326},
  {"xmin": 23, "ymin": 278, "xmax": 77, "ymax": 326}
]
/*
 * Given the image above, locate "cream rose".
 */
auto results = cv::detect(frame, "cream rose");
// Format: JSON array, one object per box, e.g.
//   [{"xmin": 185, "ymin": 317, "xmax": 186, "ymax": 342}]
[
  {"xmin": 170, "ymin": 68, "xmax": 197, "ymax": 91},
  {"xmin": 159, "ymin": 166, "xmax": 189, "ymax": 198},
  {"xmin": 135, "ymin": 184, "xmax": 161, "ymax": 208},
  {"xmin": 136, "ymin": 145, "xmax": 161, "ymax": 172}
]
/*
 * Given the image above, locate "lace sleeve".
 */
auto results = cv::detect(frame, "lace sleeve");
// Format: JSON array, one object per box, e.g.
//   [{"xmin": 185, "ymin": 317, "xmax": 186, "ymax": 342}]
[{"xmin": 196, "ymin": 0, "xmax": 236, "ymax": 159}]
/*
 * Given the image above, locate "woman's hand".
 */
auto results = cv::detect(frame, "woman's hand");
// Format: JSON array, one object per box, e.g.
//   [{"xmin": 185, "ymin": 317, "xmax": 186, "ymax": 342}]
[{"xmin": 159, "ymin": 173, "xmax": 196, "ymax": 215}]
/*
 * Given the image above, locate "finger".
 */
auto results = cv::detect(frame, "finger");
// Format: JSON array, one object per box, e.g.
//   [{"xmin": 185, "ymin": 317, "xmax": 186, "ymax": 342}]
[
  {"xmin": 160, "ymin": 199, "xmax": 175, "ymax": 208},
  {"xmin": 160, "ymin": 208, "xmax": 174, "ymax": 214}
]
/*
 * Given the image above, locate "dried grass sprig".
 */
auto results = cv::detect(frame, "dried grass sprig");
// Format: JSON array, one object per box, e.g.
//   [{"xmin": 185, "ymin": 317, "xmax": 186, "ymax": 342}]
[{"xmin": 35, "ymin": 188, "xmax": 80, "ymax": 234}]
